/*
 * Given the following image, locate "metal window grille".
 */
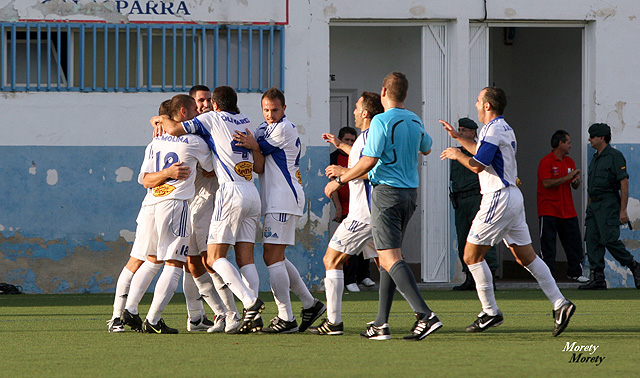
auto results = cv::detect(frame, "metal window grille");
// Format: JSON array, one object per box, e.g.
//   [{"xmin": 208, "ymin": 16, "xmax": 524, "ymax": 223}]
[{"xmin": 0, "ymin": 22, "xmax": 284, "ymax": 92}]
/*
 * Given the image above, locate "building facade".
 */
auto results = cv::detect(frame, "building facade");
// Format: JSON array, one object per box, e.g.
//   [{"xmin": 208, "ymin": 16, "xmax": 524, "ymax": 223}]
[{"xmin": 1, "ymin": 0, "xmax": 638, "ymax": 292}]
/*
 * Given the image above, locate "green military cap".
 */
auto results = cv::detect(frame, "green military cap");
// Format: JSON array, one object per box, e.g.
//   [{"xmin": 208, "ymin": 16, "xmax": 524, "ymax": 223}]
[
  {"xmin": 588, "ymin": 123, "xmax": 611, "ymax": 137},
  {"xmin": 458, "ymin": 117, "xmax": 478, "ymax": 130}
]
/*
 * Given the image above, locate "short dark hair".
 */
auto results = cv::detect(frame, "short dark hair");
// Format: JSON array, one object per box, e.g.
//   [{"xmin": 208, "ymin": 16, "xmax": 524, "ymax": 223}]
[
  {"xmin": 168, "ymin": 94, "xmax": 195, "ymax": 119},
  {"xmin": 158, "ymin": 99, "xmax": 171, "ymax": 116},
  {"xmin": 211, "ymin": 86, "xmax": 238, "ymax": 112},
  {"xmin": 360, "ymin": 91, "xmax": 384, "ymax": 118},
  {"xmin": 261, "ymin": 87, "xmax": 286, "ymax": 107},
  {"xmin": 383, "ymin": 72, "xmax": 409, "ymax": 102},
  {"xmin": 189, "ymin": 85, "xmax": 210, "ymax": 97},
  {"xmin": 481, "ymin": 87, "xmax": 507, "ymax": 115},
  {"xmin": 604, "ymin": 134, "xmax": 611, "ymax": 144},
  {"xmin": 338, "ymin": 126, "xmax": 357, "ymax": 139},
  {"xmin": 551, "ymin": 130, "xmax": 570, "ymax": 149}
]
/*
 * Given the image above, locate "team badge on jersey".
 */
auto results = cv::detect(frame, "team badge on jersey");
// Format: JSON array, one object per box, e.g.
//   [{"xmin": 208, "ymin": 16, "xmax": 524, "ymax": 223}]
[
  {"xmin": 234, "ymin": 161, "xmax": 254, "ymax": 181},
  {"xmin": 153, "ymin": 183, "xmax": 176, "ymax": 197}
]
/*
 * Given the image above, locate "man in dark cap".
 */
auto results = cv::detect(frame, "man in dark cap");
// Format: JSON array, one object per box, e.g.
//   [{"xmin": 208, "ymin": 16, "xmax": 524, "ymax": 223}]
[
  {"xmin": 449, "ymin": 118, "xmax": 499, "ymax": 290},
  {"xmin": 579, "ymin": 123, "xmax": 640, "ymax": 289}
]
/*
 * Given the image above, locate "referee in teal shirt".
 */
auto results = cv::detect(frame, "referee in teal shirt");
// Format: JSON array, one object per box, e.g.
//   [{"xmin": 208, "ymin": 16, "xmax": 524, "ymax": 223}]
[{"xmin": 325, "ymin": 72, "xmax": 442, "ymax": 341}]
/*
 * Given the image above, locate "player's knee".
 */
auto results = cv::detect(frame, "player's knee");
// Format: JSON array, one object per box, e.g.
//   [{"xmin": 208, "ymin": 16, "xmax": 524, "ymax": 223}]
[{"xmin": 322, "ymin": 252, "xmax": 344, "ymax": 270}]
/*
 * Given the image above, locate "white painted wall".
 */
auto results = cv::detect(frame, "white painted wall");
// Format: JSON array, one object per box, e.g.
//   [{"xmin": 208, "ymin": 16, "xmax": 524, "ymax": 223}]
[{"xmin": 0, "ymin": 92, "xmax": 265, "ymax": 147}]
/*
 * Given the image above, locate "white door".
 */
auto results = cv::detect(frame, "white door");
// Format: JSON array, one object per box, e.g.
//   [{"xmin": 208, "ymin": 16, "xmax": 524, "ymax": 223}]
[{"xmin": 420, "ymin": 23, "xmax": 450, "ymax": 282}]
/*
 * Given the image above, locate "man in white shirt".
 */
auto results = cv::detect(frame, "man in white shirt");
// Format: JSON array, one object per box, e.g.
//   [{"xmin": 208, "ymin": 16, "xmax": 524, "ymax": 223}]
[{"xmin": 440, "ymin": 87, "xmax": 575, "ymax": 337}]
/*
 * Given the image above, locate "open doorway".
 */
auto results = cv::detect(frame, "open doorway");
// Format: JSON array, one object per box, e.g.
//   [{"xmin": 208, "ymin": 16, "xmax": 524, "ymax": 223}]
[{"xmin": 488, "ymin": 26, "xmax": 584, "ymax": 281}]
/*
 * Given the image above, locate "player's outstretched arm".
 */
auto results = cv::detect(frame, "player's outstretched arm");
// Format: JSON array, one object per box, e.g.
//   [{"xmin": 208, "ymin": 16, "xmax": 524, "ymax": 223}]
[
  {"xmin": 142, "ymin": 162, "xmax": 191, "ymax": 188},
  {"xmin": 440, "ymin": 147, "xmax": 484, "ymax": 174},
  {"xmin": 324, "ymin": 156, "xmax": 377, "ymax": 198},
  {"xmin": 322, "ymin": 133, "xmax": 352, "ymax": 155},
  {"xmin": 439, "ymin": 119, "xmax": 477, "ymax": 154},
  {"xmin": 150, "ymin": 115, "xmax": 187, "ymax": 137}
]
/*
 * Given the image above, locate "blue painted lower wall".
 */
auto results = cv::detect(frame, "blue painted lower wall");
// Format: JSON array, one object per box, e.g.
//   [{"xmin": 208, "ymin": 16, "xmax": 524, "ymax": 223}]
[{"xmin": 2, "ymin": 144, "xmax": 639, "ymax": 292}]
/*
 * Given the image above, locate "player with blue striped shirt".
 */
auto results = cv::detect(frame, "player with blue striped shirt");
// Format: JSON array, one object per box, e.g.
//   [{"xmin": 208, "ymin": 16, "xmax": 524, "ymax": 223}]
[
  {"xmin": 309, "ymin": 91, "xmax": 383, "ymax": 335},
  {"xmin": 244, "ymin": 87, "xmax": 326, "ymax": 333},
  {"xmin": 440, "ymin": 87, "xmax": 575, "ymax": 337}
]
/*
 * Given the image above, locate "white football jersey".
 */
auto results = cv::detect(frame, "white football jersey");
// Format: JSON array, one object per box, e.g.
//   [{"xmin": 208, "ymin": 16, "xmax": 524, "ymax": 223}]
[
  {"xmin": 140, "ymin": 133, "xmax": 214, "ymax": 205},
  {"xmin": 254, "ymin": 115, "xmax": 305, "ymax": 216},
  {"xmin": 192, "ymin": 166, "xmax": 218, "ymax": 202},
  {"xmin": 473, "ymin": 116, "xmax": 518, "ymax": 194},
  {"xmin": 346, "ymin": 129, "xmax": 372, "ymax": 224},
  {"xmin": 182, "ymin": 111, "xmax": 257, "ymax": 185}
]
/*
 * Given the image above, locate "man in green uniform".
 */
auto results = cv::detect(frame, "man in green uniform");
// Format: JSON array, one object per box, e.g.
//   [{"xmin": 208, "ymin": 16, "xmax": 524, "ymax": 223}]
[
  {"xmin": 449, "ymin": 118, "xmax": 499, "ymax": 290},
  {"xmin": 579, "ymin": 123, "xmax": 640, "ymax": 290}
]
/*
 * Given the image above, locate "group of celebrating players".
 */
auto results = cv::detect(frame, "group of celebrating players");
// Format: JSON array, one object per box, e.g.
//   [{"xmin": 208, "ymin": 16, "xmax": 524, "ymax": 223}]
[
  {"xmin": 107, "ymin": 85, "xmax": 325, "ymax": 334},
  {"xmin": 107, "ymin": 72, "xmax": 577, "ymax": 340}
]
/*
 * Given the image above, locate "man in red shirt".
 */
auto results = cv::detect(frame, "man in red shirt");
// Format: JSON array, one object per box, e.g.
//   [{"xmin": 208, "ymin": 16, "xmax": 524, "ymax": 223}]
[{"xmin": 537, "ymin": 130, "xmax": 588, "ymax": 283}]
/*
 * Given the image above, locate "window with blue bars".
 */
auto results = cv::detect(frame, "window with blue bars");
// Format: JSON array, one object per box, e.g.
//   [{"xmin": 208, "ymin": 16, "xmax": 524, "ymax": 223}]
[{"xmin": 0, "ymin": 22, "xmax": 284, "ymax": 93}]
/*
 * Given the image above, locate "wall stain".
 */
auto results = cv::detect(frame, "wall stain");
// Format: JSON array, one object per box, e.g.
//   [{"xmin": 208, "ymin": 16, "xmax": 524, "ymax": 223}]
[{"xmin": 1, "ymin": 233, "xmax": 130, "ymax": 293}]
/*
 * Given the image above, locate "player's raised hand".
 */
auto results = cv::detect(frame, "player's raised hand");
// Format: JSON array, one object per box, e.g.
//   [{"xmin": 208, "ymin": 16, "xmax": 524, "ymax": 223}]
[
  {"xmin": 150, "ymin": 115, "xmax": 169, "ymax": 137},
  {"xmin": 439, "ymin": 119, "xmax": 460, "ymax": 139},
  {"xmin": 440, "ymin": 147, "xmax": 464, "ymax": 161},
  {"xmin": 233, "ymin": 128, "xmax": 259, "ymax": 151},
  {"xmin": 166, "ymin": 161, "xmax": 191, "ymax": 180},
  {"xmin": 322, "ymin": 133, "xmax": 341, "ymax": 148},
  {"xmin": 325, "ymin": 164, "xmax": 346, "ymax": 178}
]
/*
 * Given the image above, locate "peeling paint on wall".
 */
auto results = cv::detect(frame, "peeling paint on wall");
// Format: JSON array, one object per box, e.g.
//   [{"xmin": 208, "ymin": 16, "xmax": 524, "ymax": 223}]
[
  {"xmin": 115, "ymin": 166, "xmax": 134, "ymax": 182},
  {"xmin": 606, "ymin": 101, "xmax": 627, "ymax": 132},
  {"xmin": 46, "ymin": 169, "xmax": 58, "ymax": 185},
  {"xmin": 410, "ymin": 6, "xmax": 426, "ymax": 17}
]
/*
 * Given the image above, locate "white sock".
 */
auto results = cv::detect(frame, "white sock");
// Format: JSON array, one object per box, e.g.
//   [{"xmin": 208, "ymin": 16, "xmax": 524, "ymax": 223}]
[
  {"xmin": 125, "ymin": 261, "xmax": 161, "ymax": 315},
  {"xmin": 240, "ymin": 264, "xmax": 260, "ymax": 298},
  {"xmin": 468, "ymin": 260, "xmax": 499, "ymax": 316},
  {"xmin": 524, "ymin": 256, "xmax": 566, "ymax": 310},
  {"xmin": 147, "ymin": 265, "xmax": 182, "ymax": 325},
  {"xmin": 284, "ymin": 258, "xmax": 315, "ymax": 309},
  {"xmin": 211, "ymin": 258, "xmax": 255, "ymax": 308},
  {"xmin": 268, "ymin": 261, "xmax": 293, "ymax": 321},
  {"xmin": 112, "ymin": 267, "xmax": 134, "ymax": 319},
  {"xmin": 194, "ymin": 273, "xmax": 226, "ymax": 315},
  {"xmin": 325, "ymin": 269, "xmax": 344, "ymax": 324},
  {"xmin": 183, "ymin": 269, "xmax": 205, "ymax": 321},
  {"xmin": 211, "ymin": 271, "xmax": 238, "ymax": 315}
]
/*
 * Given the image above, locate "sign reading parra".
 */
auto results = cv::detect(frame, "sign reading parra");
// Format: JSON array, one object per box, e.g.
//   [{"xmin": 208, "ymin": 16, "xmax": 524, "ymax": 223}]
[{"xmin": 15, "ymin": 0, "xmax": 287, "ymax": 24}]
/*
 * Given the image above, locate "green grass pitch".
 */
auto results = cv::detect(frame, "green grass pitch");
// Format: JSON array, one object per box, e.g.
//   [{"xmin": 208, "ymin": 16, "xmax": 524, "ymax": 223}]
[{"xmin": 0, "ymin": 289, "xmax": 638, "ymax": 378}]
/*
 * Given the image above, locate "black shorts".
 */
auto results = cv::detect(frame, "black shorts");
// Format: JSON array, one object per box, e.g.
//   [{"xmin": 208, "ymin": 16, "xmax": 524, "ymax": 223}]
[{"xmin": 370, "ymin": 185, "xmax": 417, "ymax": 250}]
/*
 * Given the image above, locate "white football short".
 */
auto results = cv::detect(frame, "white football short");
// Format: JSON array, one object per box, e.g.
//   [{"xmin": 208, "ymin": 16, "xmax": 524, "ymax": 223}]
[
  {"xmin": 189, "ymin": 192, "xmax": 214, "ymax": 255},
  {"xmin": 328, "ymin": 217, "xmax": 377, "ymax": 259},
  {"xmin": 262, "ymin": 213, "xmax": 299, "ymax": 246},
  {"xmin": 131, "ymin": 200, "xmax": 191, "ymax": 262},
  {"xmin": 208, "ymin": 182, "xmax": 260, "ymax": 245},
  {"xmin": 130, "ymin": 205, "xmax": 155, "ymax": 261},
  {"xmin": 467, "ymin": 185, "xmax": 532, "ymax": 247},
  {"xmin": 131, "ymin": 199, "xmax": 191, "ymax": 262}
]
